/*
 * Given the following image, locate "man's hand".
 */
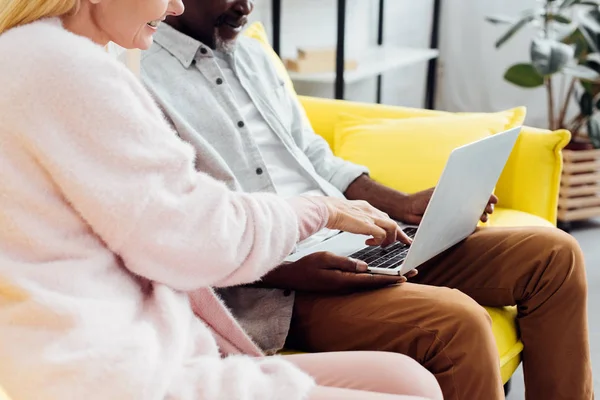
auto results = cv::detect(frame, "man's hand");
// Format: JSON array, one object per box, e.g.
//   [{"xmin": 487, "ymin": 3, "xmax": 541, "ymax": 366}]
[
  {"xmin": 344, "ymin": 175, "xmax": 497, "ymax": 226},
  {"xmin": 258, "ymin": 252, "xmax": 418, "ymax": 293},
  {"xmin": 401, "ymin": 188, "xmax": 499, "ymax": 225}
]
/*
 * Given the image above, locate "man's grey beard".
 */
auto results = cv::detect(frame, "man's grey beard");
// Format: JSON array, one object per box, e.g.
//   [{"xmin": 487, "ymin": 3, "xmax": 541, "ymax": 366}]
[{"xmin": 214, "ymin": 28, "xmax": 236, "ymax": 53}]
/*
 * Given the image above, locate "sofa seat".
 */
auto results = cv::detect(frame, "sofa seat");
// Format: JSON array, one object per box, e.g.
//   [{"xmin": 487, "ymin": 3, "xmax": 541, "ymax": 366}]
[{"xmin": 486, "ymin": 207, "xmax": 554, "ymax": 228}]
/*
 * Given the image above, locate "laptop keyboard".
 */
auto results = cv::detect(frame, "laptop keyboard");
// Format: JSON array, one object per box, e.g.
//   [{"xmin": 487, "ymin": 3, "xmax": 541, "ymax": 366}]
[{"xmin": 348, "ymin": 227, "xmax": 418, "ymax": 269}]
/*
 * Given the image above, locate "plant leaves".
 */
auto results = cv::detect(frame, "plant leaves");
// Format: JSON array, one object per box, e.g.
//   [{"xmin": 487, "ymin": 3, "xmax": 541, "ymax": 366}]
[
  {"xmin": 562, "ymin": 0, "xmax": 600, "ymax": 8},
  {"xmin": 555, "ymin": 22, "xmax": 579, "ymax": 42},
  {"xmin": 579, "ymin": 80, "xmax": 600, "ymax": 97},
  {"xmin": 563, "ymin": 64, "xmax": 600, "ymax": 81},
  {"xmin": 560, "ymin": 0, "xmax": 579, "ymax": 8},
  {"xmin": 562, "ymin": 28, "xmax": 590, "ymax": 59},
  {"xmin": 587, "ymin": 115, "xmax": 600, "ymax": 148},
  {"xmin": 495, "ymin": 15, "xmax": 537, "ymax": 48},
  {"xmin": 561, "ymin": 0, "xmax": 583, "ymax": 8},
  {"xmin": 530, "ymin": 39, "xmax": 575, "ymax": 75},
  {"xmin": 588, "ymin": 53, "xmax": 600, "ymax": 64},
  {"xmin": 486, "ymin": 15, "xmax": 516, "ymax": 25},
  {"xmin": 504, "ymin": 63, "xmax": 545, "ymax": 88},
  {"xmin": 580, "ymin": 8, "xmax": 600, "ymax": 34},
  {"xmin": 582, "ymin": 80, "xmax": 594, "ymax": 94},
  {"xmin": 585, "ymin": 52, "xmax": 600, "ymax": 74},
  {"xmin": 577, "ymin": 26, "xmax": 599, "ymax": 53},
  {"xmin": 581, "ymin": 92, "xmax": 595, "ymax": 115},
  {"xmin": 547, "ymin": 14, "xmax": 572, "ymax": 24}
]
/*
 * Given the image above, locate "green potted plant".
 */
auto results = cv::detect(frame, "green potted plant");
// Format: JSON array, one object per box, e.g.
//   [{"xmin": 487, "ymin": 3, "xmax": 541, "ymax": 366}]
[{"xmin": 487, "ymin": 0, "xmax": 600, "ymax": 149}]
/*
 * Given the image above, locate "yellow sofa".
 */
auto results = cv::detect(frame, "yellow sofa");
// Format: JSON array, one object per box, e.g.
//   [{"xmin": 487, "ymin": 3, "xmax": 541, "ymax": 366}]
[{"xmin": 242, "ymin": 22, "xmax": 571, "ymax": 389}]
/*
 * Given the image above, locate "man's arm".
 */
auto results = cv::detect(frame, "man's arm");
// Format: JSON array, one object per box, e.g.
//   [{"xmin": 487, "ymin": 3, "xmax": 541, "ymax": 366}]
[
  {"xmin": 285, "ymin": 89, "xmax": 369, "ymax": 194},
  {"xmin": 344, "ymin": 174, "xmax": 412, "ymax": 222},
  {"xmin": 345, "ymin": 174, "xmax": 498, "ymax": 225}
]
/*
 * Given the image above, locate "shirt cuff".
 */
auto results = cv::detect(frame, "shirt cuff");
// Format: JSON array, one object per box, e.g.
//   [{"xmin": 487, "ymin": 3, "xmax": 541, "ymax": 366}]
[{"xmin": 328, "ymin": 161, "xmax": 370, "ymax": 194}]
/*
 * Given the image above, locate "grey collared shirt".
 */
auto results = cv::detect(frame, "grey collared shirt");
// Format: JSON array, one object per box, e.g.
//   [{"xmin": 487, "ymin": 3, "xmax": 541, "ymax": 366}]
[{"xmin": 140, "ymin": 24, "xmax": 368, "ymax": 354}]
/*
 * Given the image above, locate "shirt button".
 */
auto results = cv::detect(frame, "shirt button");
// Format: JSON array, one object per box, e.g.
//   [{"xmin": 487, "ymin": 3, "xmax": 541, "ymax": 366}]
[
  {"xmin": 216, "ymin": 78, "xmax": 223, "ymax": 85},
  {"xmin": 200, "ymin": 47, "xmax": 208, "ymax": 54},
  {"xmin": 256, "ymin": 167, "xmax": 263, "ymax": 175},
  {"xmin": 283, "ymin": 290, "xmax": 292, "ymax": 297},
  {"xmin": 237, "ymin": 121, "xmax": 245, "ymax": 128}
]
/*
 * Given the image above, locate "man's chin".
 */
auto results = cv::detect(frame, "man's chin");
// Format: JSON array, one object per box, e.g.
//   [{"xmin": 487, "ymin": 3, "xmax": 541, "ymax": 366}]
[{"xmin": 215, "ymin": 31, "xmax": 238, "ymax": 53}]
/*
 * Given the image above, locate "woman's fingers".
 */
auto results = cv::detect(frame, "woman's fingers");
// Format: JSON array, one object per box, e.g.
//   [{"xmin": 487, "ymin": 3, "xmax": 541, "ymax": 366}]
[
  {"xmin": 320, "ymin": 198, "xmax": 407, "ymax": 246},
  {"xmin": 372, "ymin": 216, "xmax": 399, "ymax": 247},
  {"xmin": 396, "ymin": 226, "xmax": 412, "ymax": 245}
]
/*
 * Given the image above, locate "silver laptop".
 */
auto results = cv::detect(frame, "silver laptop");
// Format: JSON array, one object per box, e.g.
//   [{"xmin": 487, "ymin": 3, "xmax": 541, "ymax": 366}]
[{"xmin": 285, "ymin": 126, "xmax": 522, "ymax": 276}]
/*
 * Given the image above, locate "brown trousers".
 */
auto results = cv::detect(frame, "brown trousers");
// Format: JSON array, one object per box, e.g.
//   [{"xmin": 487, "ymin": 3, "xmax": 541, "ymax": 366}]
[{"xmin": 285, "ymin": 227, "xmax": 593, "ymax": 400}]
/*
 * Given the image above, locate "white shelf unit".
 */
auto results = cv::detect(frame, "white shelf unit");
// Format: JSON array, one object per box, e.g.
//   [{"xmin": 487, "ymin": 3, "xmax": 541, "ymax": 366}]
[{"xmin": 288, "ymin": 46, "xmax": 439, "ymax": 84}]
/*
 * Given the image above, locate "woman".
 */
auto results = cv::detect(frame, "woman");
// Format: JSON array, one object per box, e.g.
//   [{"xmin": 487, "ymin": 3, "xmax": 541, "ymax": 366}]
[{"xmin": 0, "ymin": 1, "xmax": 443, "ymax": 399}]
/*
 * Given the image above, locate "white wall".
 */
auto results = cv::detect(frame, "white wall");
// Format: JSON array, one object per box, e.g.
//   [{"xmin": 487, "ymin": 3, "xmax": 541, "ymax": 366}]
[
  {"xmin": 248, "ymin": 0, "xmax": 435, "ymax": 108},
  {"xmin": 437, "ymin": 0, "xmax": 574, "ymax": 128},
  {"xmin": 248, "ymin": 0, "xmax": 572, "ymax": 128}
]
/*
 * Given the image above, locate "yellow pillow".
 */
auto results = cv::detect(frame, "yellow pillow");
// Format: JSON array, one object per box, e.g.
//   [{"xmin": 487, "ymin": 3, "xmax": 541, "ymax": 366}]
[
  {"xmin": 243, "ymin": 22, "xmax": 295, "ymax": 93},
  {"xmin": 333, "ymin": 107, "xmax": 526, "ymax": 194}
]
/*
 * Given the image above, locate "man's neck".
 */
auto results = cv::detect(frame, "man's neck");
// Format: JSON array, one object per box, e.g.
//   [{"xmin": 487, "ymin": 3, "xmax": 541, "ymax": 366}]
[{"xmin": 165, "ymin": 18, "xmax": 216, "ymax": 49}]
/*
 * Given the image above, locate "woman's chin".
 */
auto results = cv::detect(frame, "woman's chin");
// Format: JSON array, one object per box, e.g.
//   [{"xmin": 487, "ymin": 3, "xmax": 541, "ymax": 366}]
[
  {"xmin": 133, "ymin": 36, "xmax": 154, "ymax": 51},
  {"xmin": 127, "ymin": 27, "xmax": 158, "ymax": 50},
  {"xmin": 137, "ymin": 39, "xmax": 153, "ymax": 50}
]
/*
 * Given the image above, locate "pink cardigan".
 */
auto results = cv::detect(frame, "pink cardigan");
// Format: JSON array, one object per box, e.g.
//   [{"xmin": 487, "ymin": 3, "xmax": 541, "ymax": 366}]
[{"xmin": 0, "ymin": 18, "xmax": 328, "ymax": 400}]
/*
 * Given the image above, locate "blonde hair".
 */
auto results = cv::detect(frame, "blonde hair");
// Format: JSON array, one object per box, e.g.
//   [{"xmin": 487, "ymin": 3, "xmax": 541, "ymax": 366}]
[{"xmin": 0, "ymin": 0, "xmax": 79, "ymax": 35}]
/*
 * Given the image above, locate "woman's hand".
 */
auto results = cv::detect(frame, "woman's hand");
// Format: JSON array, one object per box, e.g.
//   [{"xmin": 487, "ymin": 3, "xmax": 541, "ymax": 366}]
[{"xmin": 319, "ymin": 198, "xmax": 412, "ymax": 247}]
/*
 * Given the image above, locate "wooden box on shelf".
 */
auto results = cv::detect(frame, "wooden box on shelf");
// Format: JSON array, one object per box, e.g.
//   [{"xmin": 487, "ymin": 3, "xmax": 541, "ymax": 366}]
[{"xmin": 558, "ymin": 149, "xmax": 600, "ymax": 226}]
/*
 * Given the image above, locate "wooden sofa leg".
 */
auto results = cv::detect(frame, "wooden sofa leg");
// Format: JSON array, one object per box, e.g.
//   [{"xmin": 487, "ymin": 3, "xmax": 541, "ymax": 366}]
[{"xmin": 504, "ymin": 378, "xmax": 512, "ymax": 397}]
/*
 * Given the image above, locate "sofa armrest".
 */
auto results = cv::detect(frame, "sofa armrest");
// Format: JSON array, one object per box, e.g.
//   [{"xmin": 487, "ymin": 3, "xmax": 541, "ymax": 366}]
[
  {"xmin": 298, "ymin": 96, "xmax": 570, "ymax": 226},
  {"xmin": 494, "ymin": 126, "xmax": 570, "ymax": 225}
]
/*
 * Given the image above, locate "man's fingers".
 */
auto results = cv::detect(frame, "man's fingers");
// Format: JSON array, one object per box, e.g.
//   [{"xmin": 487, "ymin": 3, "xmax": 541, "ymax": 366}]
[
  {"xmin": 321, "ymin": 253, "xmax": 368, "ymax": 273},
  {"xmin": 485, "ymin": 203, "xmax": 495, "ymax": 214},
  {"xmin": 489, "ymin": 194, "xmax": 499, "ymax": 204},
  {"xmin": 405, "ymin": 269, "xmax": 418, "ymax": 279},
  {"xmin": 480, "ymin": 212, "xmax": 489, "ymax": 223}
]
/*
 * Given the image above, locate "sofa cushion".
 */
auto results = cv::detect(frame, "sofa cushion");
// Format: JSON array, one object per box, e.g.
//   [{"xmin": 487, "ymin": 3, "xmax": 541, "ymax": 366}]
[
  {"xmin": 333, "ymin": 110, "xmax": 526, "ymax": 194},
  {"xmin": 488, "ymin": 207, "xmax": 554, "ymax": 228}
]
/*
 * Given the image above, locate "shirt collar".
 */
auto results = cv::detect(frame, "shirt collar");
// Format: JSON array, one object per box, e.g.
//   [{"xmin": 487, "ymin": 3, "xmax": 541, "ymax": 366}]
[{"xmin": 153, "ymin": 23, "xmax": 211, "ymax": 68}]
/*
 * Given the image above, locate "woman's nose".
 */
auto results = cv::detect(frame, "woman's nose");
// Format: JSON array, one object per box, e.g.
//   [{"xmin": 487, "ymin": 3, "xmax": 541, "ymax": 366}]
[{"xmin": 168, "ymin": 0, "xmax": 185, "ymax": 17}]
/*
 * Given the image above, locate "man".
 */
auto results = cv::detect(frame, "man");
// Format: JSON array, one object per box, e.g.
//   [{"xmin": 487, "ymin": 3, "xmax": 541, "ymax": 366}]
[{"xmin": 140, "ymin": 1, "xmax": 593, "ymax": 398}]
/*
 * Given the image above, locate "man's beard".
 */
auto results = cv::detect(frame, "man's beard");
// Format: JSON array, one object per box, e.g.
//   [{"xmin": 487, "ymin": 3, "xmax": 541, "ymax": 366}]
[{"xmin": 214, "ymin": 28, "xmax": 236, "ymax": 53}]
